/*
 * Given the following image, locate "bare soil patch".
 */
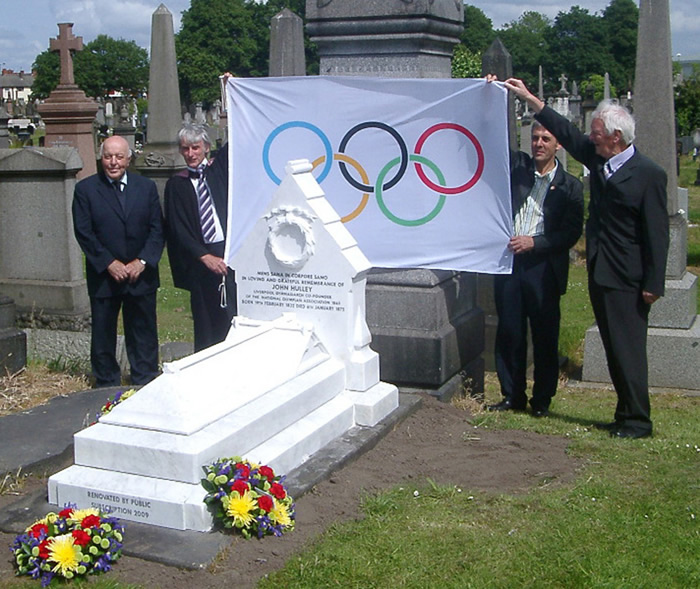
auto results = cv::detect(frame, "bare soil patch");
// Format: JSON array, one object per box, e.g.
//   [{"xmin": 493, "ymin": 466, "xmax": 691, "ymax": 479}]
[{"xmin": 0, "ymin": 375, "xmax": 579, "ymax": 588}]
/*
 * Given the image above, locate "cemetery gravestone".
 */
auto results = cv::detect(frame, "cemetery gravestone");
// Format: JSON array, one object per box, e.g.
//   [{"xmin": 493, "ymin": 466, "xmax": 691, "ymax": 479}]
[{"xmin": 48, "ymin": 159, "xmax": 398, "ymax": 531}]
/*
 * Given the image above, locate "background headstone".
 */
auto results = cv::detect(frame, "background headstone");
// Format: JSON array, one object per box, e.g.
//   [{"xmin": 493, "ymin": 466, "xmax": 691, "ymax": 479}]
[{"xmin": 269, "ymin": 8, "xmax": 306, "ymax": 77}]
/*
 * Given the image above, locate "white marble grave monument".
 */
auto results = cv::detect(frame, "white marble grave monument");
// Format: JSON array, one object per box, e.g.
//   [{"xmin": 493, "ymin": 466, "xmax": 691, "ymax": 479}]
[{"xmin": 48, "ymin": 159, "xmax": 399, "ymax": 531}]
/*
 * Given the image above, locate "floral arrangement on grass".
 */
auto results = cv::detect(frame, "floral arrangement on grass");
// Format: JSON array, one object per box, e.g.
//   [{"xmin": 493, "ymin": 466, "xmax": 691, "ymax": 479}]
[
  {"xmin": 11, "ymin": 505, "xmax": 125, "ymax": 587},
  {"xmin": 202, "ymin": 457, "xmax": 295, "ymax": 539},
  {"xmin": 97, "ymin": 388, "xmax": 136, "ymax": 419}
]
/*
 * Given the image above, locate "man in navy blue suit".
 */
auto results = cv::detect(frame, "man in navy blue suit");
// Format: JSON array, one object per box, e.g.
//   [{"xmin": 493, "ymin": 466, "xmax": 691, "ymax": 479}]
[{"xmin": 72, "ymin": 135, "xmax": 164, "ymax": 387}]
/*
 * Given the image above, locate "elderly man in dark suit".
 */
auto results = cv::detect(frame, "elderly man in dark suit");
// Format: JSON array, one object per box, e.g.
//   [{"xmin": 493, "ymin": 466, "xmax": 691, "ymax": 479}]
[
  {"xmin": 72, "ymin": 135, "xmax": 164, "ymax": 387},
  {"xmin": 488, "ymin": 119, "xmax": 583, "ymax": 417},
  {"xmin": 164, "ymin": 124, "xmax": 236, "ymax": 352},
  {"xmin": 504, "ymin": 77, "xmax": 669, "ymax": 439}
]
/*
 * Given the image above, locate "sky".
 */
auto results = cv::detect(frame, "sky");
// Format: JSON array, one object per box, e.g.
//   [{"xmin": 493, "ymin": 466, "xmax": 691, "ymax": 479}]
[{"xmin": 0, "ymin": 0, "xmax": 697, "ymax": 74}]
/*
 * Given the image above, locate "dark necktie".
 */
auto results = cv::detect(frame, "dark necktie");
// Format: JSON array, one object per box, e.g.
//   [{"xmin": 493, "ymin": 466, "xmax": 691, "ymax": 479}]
[
  {"xmin": 191, "ymin": 165, "xmax": 217, "ymax": 243},
  {"xmin": 112, "ymin": 180, "xmax": 126, "ymax": 211}
]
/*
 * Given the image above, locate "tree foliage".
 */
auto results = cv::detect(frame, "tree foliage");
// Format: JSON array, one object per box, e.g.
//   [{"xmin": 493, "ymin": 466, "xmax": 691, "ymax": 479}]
[
  {"xmin": 675, "ymin": 71, "xmax": 700, "ymax": 136},
  {"xmin": 175, "ymin": 0, "xmax": 317, "ymax": 107},
  {"xmin": 461, "ymin": 5, "xmax": 495, "ymax": 54},
  {"xmin": 451, "ymin": 45, "xmax": 482, "ymax": 79},
  {"xmin": 470, "ymin": 0, "xmax": 639, "ymax": 97},
  {"xmin": 497, "ymin": 11, "xmax": 552, "ymax": 91},
  {"xmin": 31, "ymin": 36, "xmax": 148, "ymax": 100}
]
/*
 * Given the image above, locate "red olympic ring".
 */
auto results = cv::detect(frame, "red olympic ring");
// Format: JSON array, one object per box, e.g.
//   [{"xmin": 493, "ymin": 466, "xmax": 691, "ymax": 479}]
[{"xmin": 413, "ymin": 123, "xmax": 484, "ymax": 195}]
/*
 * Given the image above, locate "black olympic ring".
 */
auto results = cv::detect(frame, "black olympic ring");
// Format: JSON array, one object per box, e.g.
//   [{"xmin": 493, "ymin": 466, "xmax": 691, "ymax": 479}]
[{"xmin": 337, "ymin": 122, "xmax": 408, "ymax": 193}]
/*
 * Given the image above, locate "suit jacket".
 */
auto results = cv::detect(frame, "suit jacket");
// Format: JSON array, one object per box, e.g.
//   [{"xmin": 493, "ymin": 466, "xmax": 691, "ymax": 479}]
[
  {"xmin": 72, "ymin": 171, "xmax": 164, "ymax": 298},
  {"xmin": 510, "ymin": 150, "xmax": 584, "ymax": 295},
  {"xmin": 536, "ymin": 106, "xmax": 669, "ymax": 296},
  {"xmin": 164, "ymin": 144, "xmax": 229, "ymax": 291}
]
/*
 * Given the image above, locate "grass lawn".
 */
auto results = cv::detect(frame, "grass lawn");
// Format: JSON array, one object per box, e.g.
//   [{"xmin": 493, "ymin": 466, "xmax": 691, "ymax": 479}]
[{"xmin": 260, "ymin": 383, "xmax": 699, "ymax": 588}]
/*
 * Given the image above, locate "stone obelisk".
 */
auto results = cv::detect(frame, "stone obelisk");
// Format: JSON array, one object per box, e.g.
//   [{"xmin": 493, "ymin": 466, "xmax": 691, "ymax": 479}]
[
  {"xmin": 37, "ymin": 23, "xmax": 98, "ymax": 179},
  {"xmin": 135, "ymin": 3, "xmax": 184, "ymax": 195}
]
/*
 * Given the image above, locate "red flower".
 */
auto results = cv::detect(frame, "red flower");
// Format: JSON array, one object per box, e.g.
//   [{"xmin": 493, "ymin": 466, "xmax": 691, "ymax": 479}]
[
  {"xmin": 257, "ymin": 495, "xmax": 273, "ymax": 512},
  {"xmin": 58, "ymin": 507, "xmax": 74, "ymax": 518},
  {"xmin": 38, "ymin": 539, "xmax": 50, "ymax": 559},
  {"xmin": 71, "ymin": 529, "xmax": 91, "ymax": 547},
  {"xmin": 270, "ymin": 483, "xmax": 286, "ymax": 500},
  {"xmin": 235, "ymin": 463, "xmax": 250, "ymax": 479},
  {"xmin": 259, "ymin": 465, "xmax": 275, "ymax": 481},
  {"xmin": 29, "ymin": 523, "xmax": 48, "ymax": 539},
  {"xmin": 231, "ymin": 479, "xmax": 249, "ymax": 495},
  {"xmin": 81, "ymin": 514, "xmax": 102, "ymax": 529}
]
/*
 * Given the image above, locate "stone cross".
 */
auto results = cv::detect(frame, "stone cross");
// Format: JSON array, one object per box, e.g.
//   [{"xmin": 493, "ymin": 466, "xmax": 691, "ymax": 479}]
[
  {"xmin": 558, "ymin": 73, "xmax": 568, "ymax": 94},
  {"xmin": 49, "ymin": 23, "xmax": 83, "ymax": 86}
]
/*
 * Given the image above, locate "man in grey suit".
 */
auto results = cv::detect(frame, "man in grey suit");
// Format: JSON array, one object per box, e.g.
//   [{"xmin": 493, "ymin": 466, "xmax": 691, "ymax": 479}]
[
  {"xmin": 73, "ymin": 135, "xmax": 164, "ymax": 387},
  {"xmin": 503, "ymin": 77, "xmax": 669, "ymax": 439}
]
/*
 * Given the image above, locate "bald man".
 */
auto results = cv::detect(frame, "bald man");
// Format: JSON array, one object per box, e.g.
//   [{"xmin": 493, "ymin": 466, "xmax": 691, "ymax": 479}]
[{"xmin": 72, "ymin": 135, "xmax": 164, "ymax": 387}]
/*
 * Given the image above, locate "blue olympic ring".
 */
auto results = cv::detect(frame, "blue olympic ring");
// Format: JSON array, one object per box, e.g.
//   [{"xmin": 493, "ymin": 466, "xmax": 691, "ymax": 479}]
[{"xmin": 262, "ymin": 121, "xmax": 333, "ymax": 185}]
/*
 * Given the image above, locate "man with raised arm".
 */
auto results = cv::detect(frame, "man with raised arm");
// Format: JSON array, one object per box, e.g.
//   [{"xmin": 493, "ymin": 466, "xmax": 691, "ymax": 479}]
[{"xmin": 501, "ymin": 77, "xmax": 669, "ymax": 439}]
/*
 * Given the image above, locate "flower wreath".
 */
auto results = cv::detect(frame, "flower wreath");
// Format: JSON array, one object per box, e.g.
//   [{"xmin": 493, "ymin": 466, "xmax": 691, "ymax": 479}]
[
  {"xmin": 201, "ymin": 457, "xmax": 295, "ymax": 539},
  {"xmin": 11, "ymin": 506, "xmax": 125, "ymax": 587},
  {"xmin": 96, "ymin": 388, "xmax": 136, "ymax": 420}
]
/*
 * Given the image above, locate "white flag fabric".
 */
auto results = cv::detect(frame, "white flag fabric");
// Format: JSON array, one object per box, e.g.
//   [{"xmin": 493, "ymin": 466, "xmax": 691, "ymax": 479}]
[{"xmin": 225, "ymin": 76, "xmax": 512, "ymax": 274}]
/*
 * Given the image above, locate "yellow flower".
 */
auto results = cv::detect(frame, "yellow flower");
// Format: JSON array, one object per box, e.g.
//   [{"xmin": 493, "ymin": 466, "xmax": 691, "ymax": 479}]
[
  {"xmin": 47, "ymin": 534, "xmax": 82, "ymax": 576},
  {"xmin": 271, "ymin": 499, "xmax": 292, "ymax": 528},
  {"xmin": 223, "ymin": 492, "xmax": 256, "ymax": 528},
  {"xmin": 69, "ymin": 508, "xmax": 99, "ymax": 523}
]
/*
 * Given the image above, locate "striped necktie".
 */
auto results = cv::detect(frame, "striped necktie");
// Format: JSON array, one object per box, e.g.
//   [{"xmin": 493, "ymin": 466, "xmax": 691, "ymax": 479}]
[{"xmin": 194, "ymin": 165, "xmax": 217, "ymax": 243}]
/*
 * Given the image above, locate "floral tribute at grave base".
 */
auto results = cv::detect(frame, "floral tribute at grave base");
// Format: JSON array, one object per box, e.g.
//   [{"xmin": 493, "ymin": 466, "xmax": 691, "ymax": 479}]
[
  {"xmin": 202, "ymin": 457, "xmax": 296, "ymax": 539},
  {"xmin": 10, "ymin": 506, "xmax": 125, "ymax": 587},
  {"xmin": 96, "ymin": 388, "xmax": 137, "ymax": 420}
]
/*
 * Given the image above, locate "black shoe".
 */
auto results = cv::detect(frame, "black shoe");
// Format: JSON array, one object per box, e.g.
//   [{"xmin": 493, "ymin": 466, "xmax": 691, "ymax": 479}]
[
  {"xmin": 610, "ymin": 427, "xmax": 652, "ymax": 439},
  {"xmin": 487, "ymin": 399, "xmax": 526, "ymax": 412},
  {"xmin": 532, "ymin": 408, "xmax": 549, "ymax": 418},
  {"xmin": 593, "ymin": 421, "xmax": 620, "ymax": 431}
]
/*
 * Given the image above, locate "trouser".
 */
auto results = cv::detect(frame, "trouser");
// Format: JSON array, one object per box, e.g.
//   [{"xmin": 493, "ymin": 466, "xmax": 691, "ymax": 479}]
[
  {"xmin": 494, "ymin": 254, "xmax": 561, "ymax": 410},
  {"xmin": 90, "ymin": 291, "xmax": 159, "ymax": 387}
]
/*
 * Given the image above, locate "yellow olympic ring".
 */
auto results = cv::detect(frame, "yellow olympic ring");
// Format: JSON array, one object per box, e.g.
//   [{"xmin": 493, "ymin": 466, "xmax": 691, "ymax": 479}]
[{"xmin": 311, "ymin": 153, "xmax": 370, "ymax": 223}]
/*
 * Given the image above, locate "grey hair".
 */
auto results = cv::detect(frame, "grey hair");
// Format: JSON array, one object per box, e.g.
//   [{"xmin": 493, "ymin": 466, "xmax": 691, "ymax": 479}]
[
  {"xmin": 177, "ymin": 123, "xmax": 211, "ymax": 148},
  {"xmin": 592, "ymin": 99, "xmax": 636, "ymax": 146}
]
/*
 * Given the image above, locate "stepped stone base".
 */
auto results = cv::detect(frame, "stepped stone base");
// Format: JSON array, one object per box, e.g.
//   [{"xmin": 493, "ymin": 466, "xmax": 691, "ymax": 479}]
[{"xmin": 582, "ymin": 316, "xmax": 700, "ymax": 390}]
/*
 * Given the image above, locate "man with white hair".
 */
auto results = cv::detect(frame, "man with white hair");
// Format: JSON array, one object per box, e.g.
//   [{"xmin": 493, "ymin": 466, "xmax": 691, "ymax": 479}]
[
  {"xmin": 503, "ymin": 77, "xmax": 669, "ymax": 439},
  {"xmin": 164, "ymin": 124, "xmax": 236, "ymax": 352}
]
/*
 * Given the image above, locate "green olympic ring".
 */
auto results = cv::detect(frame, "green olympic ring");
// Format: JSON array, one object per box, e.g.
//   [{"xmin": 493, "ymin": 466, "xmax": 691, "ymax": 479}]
[{"xmin": 375, "ymin": 154, "xmax": 447, "ymax": 227}]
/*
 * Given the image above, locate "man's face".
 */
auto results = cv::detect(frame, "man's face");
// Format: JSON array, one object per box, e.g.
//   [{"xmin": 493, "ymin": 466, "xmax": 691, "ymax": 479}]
[
  {"xmin": 101, "ymin": 138, "xmax": 130, "ymax": 181},
  {"xmin": 180, "ymin": 140, "xmax": 209, "ymax": 169},
  {"xmin": 531, "ymin": 126, "xmax": 559, "ymax": 168},
  {"xmin": 589, "ymin": 118, "xmax": 618, "ymax": 159}
]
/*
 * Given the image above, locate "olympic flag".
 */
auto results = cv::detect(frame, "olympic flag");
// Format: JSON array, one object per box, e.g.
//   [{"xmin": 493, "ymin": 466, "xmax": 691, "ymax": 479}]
[{"xmin": 225, "ymin": 76, "xmax": 512, "ymax": 274}]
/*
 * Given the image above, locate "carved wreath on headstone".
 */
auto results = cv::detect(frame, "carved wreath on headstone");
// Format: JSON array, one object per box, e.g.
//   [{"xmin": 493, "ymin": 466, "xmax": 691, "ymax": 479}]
[
  {"xmin": 144, "ymin": 152, "xmax": 166, "ymax": 167},
  {"xmin": 264, "ymin": 206, "xmax": 317, "ymax": 270}
]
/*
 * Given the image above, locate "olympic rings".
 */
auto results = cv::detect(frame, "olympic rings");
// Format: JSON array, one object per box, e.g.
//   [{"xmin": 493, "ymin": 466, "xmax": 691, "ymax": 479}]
[
  {"xmin": 414, "ymin": 123, "xmax": 484, "ymax": 194},
  {"xmin": 375, "ymin": 155, "xmax": 447, "ymax": 227},
  {"xmin": 337, "ymin": 122, "xmax": 408, "ymax": 193},
  {"xmin": 262, "ymin": 120, "xmax": 484, "ymax": 226}
]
